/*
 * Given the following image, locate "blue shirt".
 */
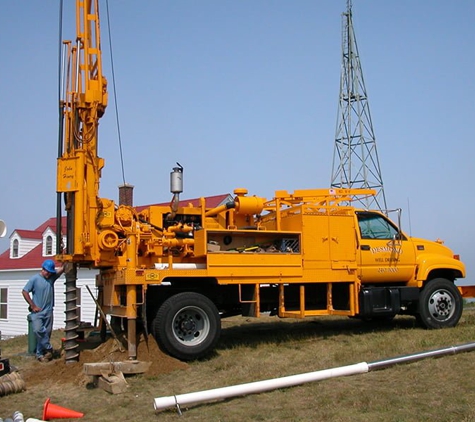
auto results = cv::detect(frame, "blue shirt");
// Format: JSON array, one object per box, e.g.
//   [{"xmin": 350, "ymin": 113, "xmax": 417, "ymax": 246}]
[{"xmin": 23, "ymin": 272, "xmax": 61, "ymax": 313}]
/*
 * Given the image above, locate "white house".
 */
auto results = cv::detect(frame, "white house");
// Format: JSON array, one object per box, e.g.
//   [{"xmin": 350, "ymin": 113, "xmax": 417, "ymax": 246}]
[
  {"xmin": 0, "ymin": 217, "xmax": 98, "ymax": 339},
  {"xmin": 0, "ymin": 193, "xmax": 232, "ymax": 338}
]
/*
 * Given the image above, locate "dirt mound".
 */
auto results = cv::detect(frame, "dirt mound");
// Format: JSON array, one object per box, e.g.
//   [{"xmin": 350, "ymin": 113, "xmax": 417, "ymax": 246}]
[{"xmin": 21, "ymin": 334, "xmax": 188, "ymax": 387}]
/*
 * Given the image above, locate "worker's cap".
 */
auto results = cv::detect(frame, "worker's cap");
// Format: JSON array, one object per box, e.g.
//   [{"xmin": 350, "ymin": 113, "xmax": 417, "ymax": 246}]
[{"xmin": 42, "ymin": 259, "xmax": 56, "ymax": 274}]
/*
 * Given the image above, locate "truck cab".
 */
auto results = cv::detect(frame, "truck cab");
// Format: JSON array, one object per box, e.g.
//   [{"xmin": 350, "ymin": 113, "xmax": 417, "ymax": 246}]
[{"xmin": 354, "ymin": 209, "xmax": 465, "ymax": 329}]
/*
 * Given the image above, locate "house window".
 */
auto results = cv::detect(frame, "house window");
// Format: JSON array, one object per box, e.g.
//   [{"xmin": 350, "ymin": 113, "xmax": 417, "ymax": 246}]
[
  {"xmin": 0, "ymin": 288, "xmax": 7, "ymax": 319},
  {"xmin": 12, "ymin": 239, "xmax": 19, "ymax": 258},
  {"xmin": 46, "ymin": 235, "xmax": 53, "ymax": 255}
]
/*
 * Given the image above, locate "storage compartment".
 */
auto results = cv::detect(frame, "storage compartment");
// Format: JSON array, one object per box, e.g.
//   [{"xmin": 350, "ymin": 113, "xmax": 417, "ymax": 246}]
[{"xmin": 194, "ymin": 229, "xmax": 301, "ymax": 257}]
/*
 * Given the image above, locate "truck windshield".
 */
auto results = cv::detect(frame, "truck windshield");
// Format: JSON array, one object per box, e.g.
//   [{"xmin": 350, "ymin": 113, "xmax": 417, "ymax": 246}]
[{"xmin": 357, "ymin": 212, "xmax": 402, "ymax": 240}]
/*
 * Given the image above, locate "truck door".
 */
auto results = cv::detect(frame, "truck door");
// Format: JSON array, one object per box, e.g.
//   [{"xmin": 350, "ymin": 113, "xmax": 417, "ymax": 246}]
[
  {"xmin": 356, "ymin": 211, "xmax": 416, "ymax": 283},
  {"xmin": 328, "ymin": 212, "xmax": 357, "ymax": 270}
]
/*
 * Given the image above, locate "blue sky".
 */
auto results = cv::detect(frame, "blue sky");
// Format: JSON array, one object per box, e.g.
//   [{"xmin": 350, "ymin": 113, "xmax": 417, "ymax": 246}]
[{"xmin": 0, "ymin": 1, "xmax": 474, "ymax": 284}]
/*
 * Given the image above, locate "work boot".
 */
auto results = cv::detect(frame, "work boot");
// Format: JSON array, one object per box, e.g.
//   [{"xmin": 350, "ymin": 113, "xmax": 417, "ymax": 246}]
[
  {"xmin": 44, "ymin": 349, "xmax": 53, "ymax": 360},
  {"xmin": 37, "ymin": 356, "xmax": 46, "ymax": 362}
]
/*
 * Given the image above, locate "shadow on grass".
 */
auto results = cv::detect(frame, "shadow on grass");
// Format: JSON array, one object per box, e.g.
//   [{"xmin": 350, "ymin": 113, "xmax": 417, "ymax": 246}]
[
  {"xmin": 215, "ymin": 307, "xmax": 475, "ymax": 354},
  {"xmin": 215, "ymin": 315, "xmax": 419, "ymax": 353}
]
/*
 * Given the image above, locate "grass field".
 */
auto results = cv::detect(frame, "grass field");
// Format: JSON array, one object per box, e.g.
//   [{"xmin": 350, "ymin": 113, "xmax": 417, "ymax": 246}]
[{"xmin": 2, "ymin": 309, "xmax": 475, "ymax": 421}]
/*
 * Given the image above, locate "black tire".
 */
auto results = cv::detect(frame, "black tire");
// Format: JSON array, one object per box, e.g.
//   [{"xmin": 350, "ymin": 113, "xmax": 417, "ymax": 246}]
[
  {"xmin": 152, "ymin": 292, "xmax": 221, "ymax": 361},
  {"xmin": 418, "ymin": 278, "xmax": 462, "ymax": 329}
]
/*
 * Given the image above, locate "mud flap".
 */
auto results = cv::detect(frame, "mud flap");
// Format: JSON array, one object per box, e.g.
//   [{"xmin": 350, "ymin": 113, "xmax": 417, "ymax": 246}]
[{"xmin": 458, "ymin": 285, "xmax": 475, "ymax": 298}]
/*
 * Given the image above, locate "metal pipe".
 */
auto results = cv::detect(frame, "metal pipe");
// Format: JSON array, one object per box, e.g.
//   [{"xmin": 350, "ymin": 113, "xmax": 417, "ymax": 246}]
[
  {"xmin": 56, "ymin": 39, "xmax": 68, "ymax": 256},
  {"xmin": 204, "ymin": 201, "xmax": 235, "ymax": 217},
  {"xmin": 368, "ymin": 342, "xmax": 475, "ymax": 371},
  {"xmin": 153, "ymin": 341, "xmax": 475, "ymax": 413},
  {"xmin": 126, "ymin": 285, "xmax": 137, "ymax": 359},
  {"xmin": 85, "ymin": 285, "xmax": 124, "ymax": 352}
]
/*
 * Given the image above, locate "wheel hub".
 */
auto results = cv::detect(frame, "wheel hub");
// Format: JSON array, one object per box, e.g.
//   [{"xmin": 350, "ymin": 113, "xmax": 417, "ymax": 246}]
[
  {"xmin": 179, "ymin": 316, "xmax": 196, "ymax": 334},
  {"xmin": 172, "ymin": 305, "xmax": 210, "ymax": 345},
  {"xmin": 429, "ymin": 291, "xmax": 453, "ymax": 319}
]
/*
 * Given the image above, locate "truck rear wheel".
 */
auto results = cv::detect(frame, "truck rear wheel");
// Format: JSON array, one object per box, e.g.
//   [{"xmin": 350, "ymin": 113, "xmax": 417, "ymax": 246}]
[
  {"xmin": 152, "ymin": 292, "xmax": 221, "ymax": 361},
  {"xmin": 418, "ymin": 278, "xmax": 462, "ymax": 329}
]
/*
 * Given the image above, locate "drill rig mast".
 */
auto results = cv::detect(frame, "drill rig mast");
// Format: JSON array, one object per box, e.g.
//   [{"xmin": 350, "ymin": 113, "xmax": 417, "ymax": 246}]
[
  {"xmin": 57, "ymin": 0, "xmax": 108, "ymax": 362},
  {"xmin": 57, "ymin": 0, "xmax": 107, "ymax": 264}
]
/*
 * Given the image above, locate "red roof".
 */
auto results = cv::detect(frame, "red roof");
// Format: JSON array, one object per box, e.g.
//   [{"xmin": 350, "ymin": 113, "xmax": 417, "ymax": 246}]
[
  {"xmin": 13, "ymin": 230, "xmax": 42, "ymax": 240},
  {"xmin": 0, "ymin": 243, "xmax": 46, "ymax": 271},
  {"xmin": 10, "ymin": 217, "xmax": 67, "ymax": 241},
  {"xmin": 0, "ymin": 194, "xmax": 231, "ymax": 271},
  {"xmin": 35, "ymin": 217, "xmax": 67, "ymax": 234},
  {"xmin": 0, "ymin": 217, "xmax": 69, "ymax": 271}
]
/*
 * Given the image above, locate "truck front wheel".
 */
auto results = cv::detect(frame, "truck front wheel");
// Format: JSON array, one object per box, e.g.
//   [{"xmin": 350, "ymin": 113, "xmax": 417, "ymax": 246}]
[
  {"xmin": 152, "ymin": 292, "xmax": 221, "ymax": 361},
  {"xmin": 418, "ymin": 278, "xmax": 462, "ymax": 329}
]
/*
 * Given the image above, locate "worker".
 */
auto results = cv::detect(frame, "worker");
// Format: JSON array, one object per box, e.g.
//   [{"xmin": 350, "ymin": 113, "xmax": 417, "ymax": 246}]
[{"xmin": 22, "ymin": 259, "xmax": 66, "ymax": 362}]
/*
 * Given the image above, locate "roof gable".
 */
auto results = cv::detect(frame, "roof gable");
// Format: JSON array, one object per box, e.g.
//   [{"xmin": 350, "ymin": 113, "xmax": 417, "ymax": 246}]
[
  {"xmin": 11, "ymin": 229, "xmax": 42, "ymax": 240},
  {"xmin": 42, "ymin": 227, "xmax": 55, "ymax": 237}
]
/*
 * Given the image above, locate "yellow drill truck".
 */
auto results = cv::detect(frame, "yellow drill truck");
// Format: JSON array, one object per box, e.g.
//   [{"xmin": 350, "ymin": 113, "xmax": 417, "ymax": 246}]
[
  {"xmin": 56, "ymin": 0, "xmax": 471, "ymax": 362},
  {"xmin": 90, "ymin": 183, "xmax": 467, "ymax": 361}
]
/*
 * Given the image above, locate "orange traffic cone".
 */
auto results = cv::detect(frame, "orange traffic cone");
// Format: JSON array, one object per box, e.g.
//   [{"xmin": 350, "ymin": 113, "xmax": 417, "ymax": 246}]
[{"xmin": 43, "ymin": 398, "xmax": 84, "ymax": 420}]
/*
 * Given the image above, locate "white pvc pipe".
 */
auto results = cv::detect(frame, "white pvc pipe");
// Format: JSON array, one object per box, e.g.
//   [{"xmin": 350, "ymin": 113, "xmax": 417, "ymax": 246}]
[
  {"xmin": 154, "ymin": 341, "xmax": 475, "ymax": 413},
  {"xmin": 155, "ymin": 263, "xmax": 206, "ymax": 270},
  {"xmin": 153, "ymin": 362, "xmax": 369, "ymax": 412}
]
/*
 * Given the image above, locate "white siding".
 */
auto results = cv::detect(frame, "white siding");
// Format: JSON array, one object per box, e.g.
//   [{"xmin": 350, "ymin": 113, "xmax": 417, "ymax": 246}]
[
  {"xmin": 0, "ymin": 268, "xmax": 98, "ymax": 338},
  {"xmin": 9, "ymin": 234, "xmax": 41, "ymax": 259},
  {"xmin": 0, "ymin": 271, "xmax": 27, "ymax": 337}
]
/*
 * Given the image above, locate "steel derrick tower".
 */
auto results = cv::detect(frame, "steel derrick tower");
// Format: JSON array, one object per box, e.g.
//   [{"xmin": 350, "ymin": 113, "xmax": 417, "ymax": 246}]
[{"xmin": 331, "ymin": 1, "xmax": 387, "ymax": 211}]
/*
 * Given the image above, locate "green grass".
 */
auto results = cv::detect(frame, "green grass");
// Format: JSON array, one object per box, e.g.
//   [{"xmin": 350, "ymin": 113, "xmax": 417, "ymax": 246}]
[{"xmin": 2, "ymin": 310, "xmax": 475, "ymax": 421}]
